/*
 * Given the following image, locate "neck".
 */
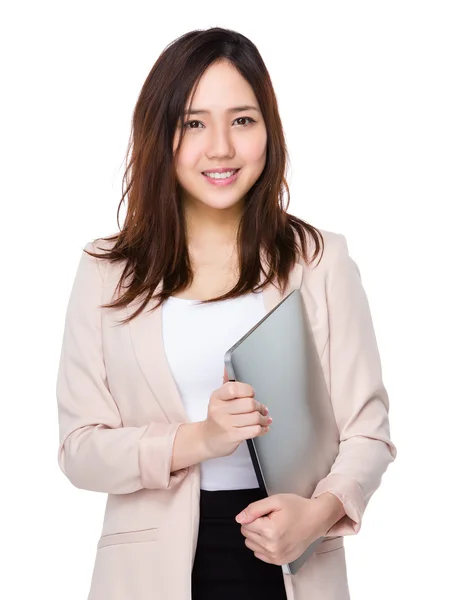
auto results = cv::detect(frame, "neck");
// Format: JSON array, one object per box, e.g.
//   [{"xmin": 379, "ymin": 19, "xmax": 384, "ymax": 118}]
[{"xmin": 183, "ymin": 197, "xmax": 244, "ymax": 251}]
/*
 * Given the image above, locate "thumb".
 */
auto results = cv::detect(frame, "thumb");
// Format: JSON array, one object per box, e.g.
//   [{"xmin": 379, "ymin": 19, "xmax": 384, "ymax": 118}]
[
  {"xmin": 223, "ymin": 366, "xmax": 229, "ymax": 385},
  {"xmin": 235, "ymin": 496, "xmax": 277, "ymax": 524}
]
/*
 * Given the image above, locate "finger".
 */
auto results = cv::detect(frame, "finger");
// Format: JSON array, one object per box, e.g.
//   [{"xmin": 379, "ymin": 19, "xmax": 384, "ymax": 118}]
[
  {"xmin": 253, "ymin": 552, "xmax": 274, "ymax": 564},
  {"xmin": 244, "ymin": 537, "xmax": 265, "ymax": 554},
  {"xmin": 243, "ymin": 539, "xmax": 274, "ymax": 564},
  {"xmin": 238, "ymin": 424, "xmax": 268, "ymax": 440},
  {"xmin": 217, "ymin": 381, "xmax": 255, "ymax": 402},
  {"xmin": 240, "ymin": 524, "xmax": 264, "ymax": 539},
  {"xmin": 232, "ymin": 412, "xmax": 270, "ymax": 429},
  {"xmin": 223, "ymin": 367, "xmax": 230, "ymax": 384},
  {"xmin": 258, "ymin": 425, "xmax": 271, "ymax": 437},
  {"xmin": 227, "ymin": 396, "xmax": 269, "ymax": 417}
]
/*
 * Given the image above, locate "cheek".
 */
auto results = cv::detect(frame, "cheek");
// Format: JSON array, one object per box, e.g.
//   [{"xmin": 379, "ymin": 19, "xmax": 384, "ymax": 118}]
[
  {"xmin": 240, "ymin": 135, "xmax": 267, "ymax": 166},
  {"xmin": 173, "ymin": 130, "xmax": 199, "ymax": 165},
  {"xmin": 176, "ymin": 146, "xmax": 201, "ymax": 174}
]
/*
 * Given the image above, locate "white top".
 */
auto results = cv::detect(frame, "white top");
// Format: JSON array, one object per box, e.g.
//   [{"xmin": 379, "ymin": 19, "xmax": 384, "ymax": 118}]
[{"xmin": 162, "ymin": 291, "xmax": 266, "ymax": 490}]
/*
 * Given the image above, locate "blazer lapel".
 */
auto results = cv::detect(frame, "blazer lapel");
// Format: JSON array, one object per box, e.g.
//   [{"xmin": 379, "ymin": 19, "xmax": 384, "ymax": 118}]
[
  {"xmin": 127, "ymin": 255, "xmax": 303, "ymax": 423},
  {"xmin": 127, "ymin": 288, "xmax": 188, "ymax": 423},
  {"xmin": 260, "ymin": 253, "xmax": 304, "ymax": 313}
]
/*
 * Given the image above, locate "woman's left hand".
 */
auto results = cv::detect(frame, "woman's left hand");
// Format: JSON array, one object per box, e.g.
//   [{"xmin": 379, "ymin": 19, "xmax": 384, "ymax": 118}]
[{"xmin": 235, "ymin": 493, "xmax": 341, "ymax": 566}]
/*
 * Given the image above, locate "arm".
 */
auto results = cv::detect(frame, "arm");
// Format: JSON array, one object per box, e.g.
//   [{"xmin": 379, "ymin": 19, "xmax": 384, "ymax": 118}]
[
  {"xmin": 56, "ymin": 241, "xmax": 190, "ymax": 494},
  {"xmin": 310, "ymin": 234, "xmax": 397, "ymax": 535},
  {"xmin": 171, "ymin": 421, "xmax": 213, "ymax": 471}
]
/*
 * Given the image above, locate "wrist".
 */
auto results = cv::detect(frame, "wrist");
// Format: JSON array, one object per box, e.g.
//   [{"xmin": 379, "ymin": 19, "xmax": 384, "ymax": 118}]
[
  {"xmin": 196, "ymin": 420, "xmax": 217, "ymax": 461},
  {"xmin": 308, "ymin": 492, "xmax": 346, "ymax": 535},
  {"xmin": 171, "ymin": 421, "xmax": 213, "ymax": 471}
]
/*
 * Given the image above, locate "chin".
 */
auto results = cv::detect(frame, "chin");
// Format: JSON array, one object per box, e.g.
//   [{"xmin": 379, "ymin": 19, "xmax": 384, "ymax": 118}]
[
  {"xmin": 200, "ymin": 196, "xmax": 245, "ymax": 211},
  {"xmin": 183, "ymin": 186, "xmax": 246, "ymax": 210}
]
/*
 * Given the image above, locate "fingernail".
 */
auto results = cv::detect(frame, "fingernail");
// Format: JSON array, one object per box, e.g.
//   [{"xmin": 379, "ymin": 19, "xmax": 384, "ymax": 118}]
[{"xmin": 236, "ymin": 512, "xmax": 246, "ymax": 523}]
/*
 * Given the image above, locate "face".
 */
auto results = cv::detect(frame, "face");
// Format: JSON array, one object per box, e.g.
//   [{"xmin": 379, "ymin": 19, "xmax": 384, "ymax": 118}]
[{"xmin": 173, "ymin": 59, "xmax": 267, "ymax": 216}]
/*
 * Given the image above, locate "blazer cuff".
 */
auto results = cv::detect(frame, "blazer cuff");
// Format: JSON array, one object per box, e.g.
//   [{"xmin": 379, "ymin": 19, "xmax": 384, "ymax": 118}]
[
  {"xmin": 139, "ymin": 421, "xmax": 189, "ymax": 489},
  {"xmin": 312, "ymin": 473, "xmax": 365, "ymax": 535}
]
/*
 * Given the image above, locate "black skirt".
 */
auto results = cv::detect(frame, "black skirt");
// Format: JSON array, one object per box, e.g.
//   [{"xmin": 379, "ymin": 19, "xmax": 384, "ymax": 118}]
[{"xmin": 191, "ymin": 487, "xmax": 288, "ymax": 600}]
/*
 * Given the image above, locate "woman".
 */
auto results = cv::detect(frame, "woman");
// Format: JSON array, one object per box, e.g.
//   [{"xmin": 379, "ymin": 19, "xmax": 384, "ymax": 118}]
[{"xmin": 56, "ymin": 27, "xmax": 397, "ymax": 600}]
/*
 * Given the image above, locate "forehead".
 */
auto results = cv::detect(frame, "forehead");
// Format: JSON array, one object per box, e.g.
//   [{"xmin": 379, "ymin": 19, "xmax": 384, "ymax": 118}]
[{"xmin": 187, "ymin": 60, "xmax": 257, "ymax": 111}]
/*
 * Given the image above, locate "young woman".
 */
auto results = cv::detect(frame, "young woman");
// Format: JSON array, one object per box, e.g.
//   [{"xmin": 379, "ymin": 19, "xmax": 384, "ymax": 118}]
[{"xmin": 56, "ymin": 27, "xmax": 397, "ymax": 600}]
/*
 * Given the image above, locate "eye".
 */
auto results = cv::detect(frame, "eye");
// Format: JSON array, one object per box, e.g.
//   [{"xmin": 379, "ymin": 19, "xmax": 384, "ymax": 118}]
[
  {"xmin": 183, "ymin": 120, "xmax": 204, "ymax": 129},
  {"xmin": 233, "ymin": 116, "xmax": 256, "ymax": 127},
  {"xmin": 182, "ymin": 116, "xmax": 256, "ymax": 129}
]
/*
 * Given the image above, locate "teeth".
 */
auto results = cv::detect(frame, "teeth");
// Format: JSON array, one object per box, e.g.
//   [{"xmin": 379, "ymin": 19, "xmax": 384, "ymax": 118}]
[{"xmin": 204, "ymin": 170, "xmax": 237, "ymax": 179}]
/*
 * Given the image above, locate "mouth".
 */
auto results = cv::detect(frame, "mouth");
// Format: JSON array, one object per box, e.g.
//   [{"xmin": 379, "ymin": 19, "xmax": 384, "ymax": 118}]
[{"xmin": 201, "ymin": 168, "xmax": 241, "ymax": 186}]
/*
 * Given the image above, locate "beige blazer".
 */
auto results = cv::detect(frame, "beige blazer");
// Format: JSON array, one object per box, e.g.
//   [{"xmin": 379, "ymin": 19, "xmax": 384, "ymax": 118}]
[{"xmin": 56, "ymin": 228, "xmax": 397, "ymax": 600}]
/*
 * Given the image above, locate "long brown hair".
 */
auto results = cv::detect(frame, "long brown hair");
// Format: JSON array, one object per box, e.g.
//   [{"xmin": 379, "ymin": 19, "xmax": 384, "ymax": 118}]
[{"xmin": 85, "ymin": 27, "xmax": 324, "ymax": 325}]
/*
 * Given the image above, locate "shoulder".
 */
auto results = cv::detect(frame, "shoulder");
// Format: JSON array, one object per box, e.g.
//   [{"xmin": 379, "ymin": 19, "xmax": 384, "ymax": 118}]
[
  {"xmin": 87, "ymin": 233, "xmax": 119, "ymax": 251},
  {"xmin": 297, "ymin": 227, "xmax": 350, "ymax": 274},
  {"xmin": 82, "ymin": 232, "xmax": 121, "ymax": 284}
]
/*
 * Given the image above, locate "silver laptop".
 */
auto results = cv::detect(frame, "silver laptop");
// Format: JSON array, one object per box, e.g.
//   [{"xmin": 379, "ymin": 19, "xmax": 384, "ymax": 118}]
[{"xmin": 224, "ymin": 289, "xmax": 335, "ymax": 575}]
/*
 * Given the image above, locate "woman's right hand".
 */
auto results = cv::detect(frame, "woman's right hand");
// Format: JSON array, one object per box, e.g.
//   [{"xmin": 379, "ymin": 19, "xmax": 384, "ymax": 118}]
[{"xmin": 200, "ymin": 367, "xmax": 272, "ymax": 459}]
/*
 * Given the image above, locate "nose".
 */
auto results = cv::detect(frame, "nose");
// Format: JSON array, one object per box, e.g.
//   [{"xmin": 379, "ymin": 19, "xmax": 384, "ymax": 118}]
[{"xmin": 205, "ymin": 123, "xmax": 235, "ymax": 160}]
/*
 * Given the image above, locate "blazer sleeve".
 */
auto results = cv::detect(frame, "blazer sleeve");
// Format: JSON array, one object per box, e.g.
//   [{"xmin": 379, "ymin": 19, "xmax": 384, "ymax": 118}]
[
  {"xmin": 311, "ymin": 234, "xmax": 397, "ymax": 535},
  {"xmin": 56, "ymin": 241, "xmax": 189, "ymax": 494}
]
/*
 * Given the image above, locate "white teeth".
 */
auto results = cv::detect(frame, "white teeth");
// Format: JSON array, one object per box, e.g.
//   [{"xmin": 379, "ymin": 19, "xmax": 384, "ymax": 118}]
[{"xmin": 204, "ymin": 170, "xmax": 237, "ymax": 179}]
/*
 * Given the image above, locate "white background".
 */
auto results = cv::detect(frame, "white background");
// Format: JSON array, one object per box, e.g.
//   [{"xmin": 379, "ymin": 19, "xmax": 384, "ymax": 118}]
[{"xmin": 2, "ymin": 1, "xmax": 465, "ymax": 598}]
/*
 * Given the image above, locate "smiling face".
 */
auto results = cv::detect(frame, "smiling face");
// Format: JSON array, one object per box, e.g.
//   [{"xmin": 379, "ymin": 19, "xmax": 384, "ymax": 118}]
[{"xmin": 173, "ymin": 59, "xmax": 267, "ymax": 217}]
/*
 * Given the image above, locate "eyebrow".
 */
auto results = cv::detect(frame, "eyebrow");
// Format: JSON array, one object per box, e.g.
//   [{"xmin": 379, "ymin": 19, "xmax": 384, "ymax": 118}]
[{"xmin": 183, "ymin": 105, "xmax": 260, "ymax": 116}]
